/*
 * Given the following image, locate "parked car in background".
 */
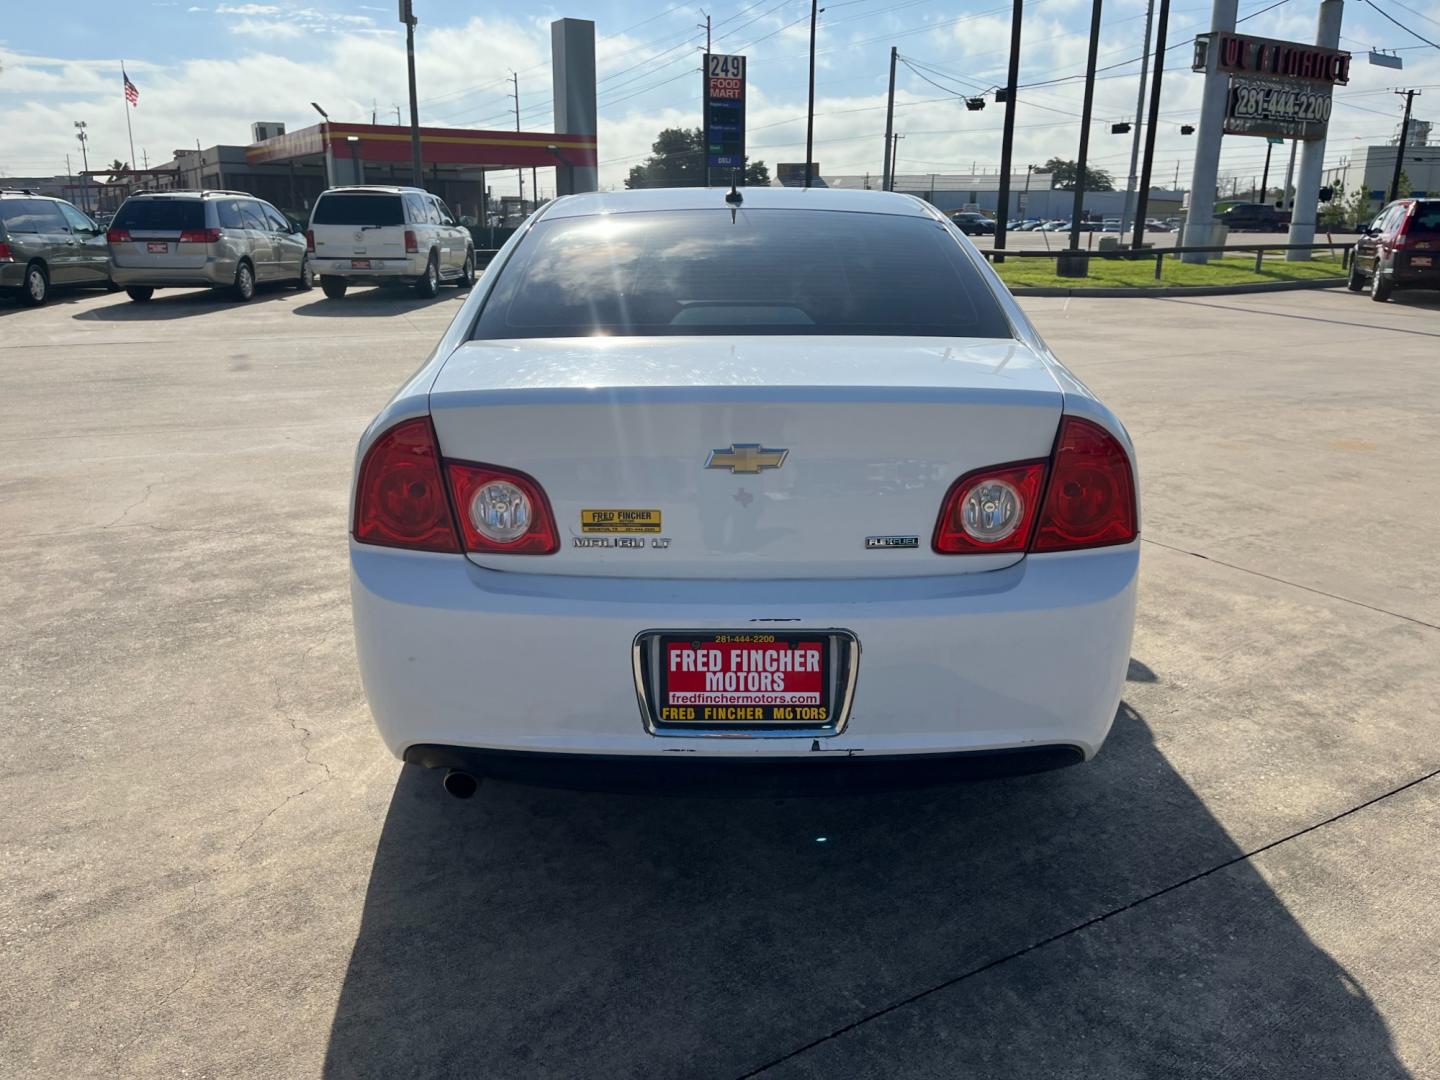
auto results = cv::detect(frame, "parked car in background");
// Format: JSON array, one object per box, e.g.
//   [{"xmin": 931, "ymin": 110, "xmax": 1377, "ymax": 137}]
[
  {"xmin": 307, "ymin": 186, "xmax": 475, "ymax": 300},
  {"xmin": 0, "ymin": 190, "xmax": 112, "ymax": 306},
  {"xmin": 1347, "ymin": 198, "xmax": 1440, "ymax": 302},
  {"xmin": 947, "ymin": 210, "xmax": 995, "ymax": 236},
  {"xmin": 1218, "ymin": 203, "xmax": 1290, "ymax": 232},
  {"xmin": 108, "ymin": 190, "xmax": 312, "ymax": 302},
  {"xmin": 1101, "ymin": 218, "xmax": 1122, "ymax": 232}
]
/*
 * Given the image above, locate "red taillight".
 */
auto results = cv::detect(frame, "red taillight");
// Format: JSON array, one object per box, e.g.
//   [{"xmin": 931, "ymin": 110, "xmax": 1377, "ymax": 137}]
[
  {"xmin": 0, "ymin": 241, "xmax": 12, "ymax": 262},
  {"xmin": 932, "ymin": 416, "xmax": 1137, "ymax": 555},
  {"xmin": 933, "ymin": 461, "xmax": 1048, "ymax": 554},
  {"xmin": 353, "ymin": 418, "xmax": 461, "ymax": 553},
  {"xmin": 1392, "ymin": 207, "xmax": 1414, "ymax": 251},
  {"xmin": 305, "ymin": 229, "xmax": 315, "ymax": 252},
  {"xmin": 446, "ymin": 462, "xmax": 559, "ymax": 555},
  {"xmin": 178, "ymin": 228, "xmax": 222, "ymax": 244},
  {"xmin": 106, "ymin": 228, "xmax": 131, "ymax": 243},
  {"xmin": 404, "ymin": 229, "xmax": 419, "ymax": 253},
  {"xmin": 1031, "ymin": 416, "xmax": 1137, "ymax": 551}
]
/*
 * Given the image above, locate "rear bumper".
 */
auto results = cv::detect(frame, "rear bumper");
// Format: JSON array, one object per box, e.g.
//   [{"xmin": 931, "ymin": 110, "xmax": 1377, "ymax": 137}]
[
  {"xmin": 0, "ymin": 262, "xmax": 27, "ymax": 289},
  {"xmin": 350, "ymin": 543, "xmax": 1139, "ymax": 761},
  {"xmin": 111, "ymin": 260, "xmax": 234, "ymax": 287},
  {"xmin": 406, "ymin": 743, "xmax": 1085, "ymax": 793},
  {"xmin": 314, "ymin": 256, "xmax": 425, "ymax": 281}
]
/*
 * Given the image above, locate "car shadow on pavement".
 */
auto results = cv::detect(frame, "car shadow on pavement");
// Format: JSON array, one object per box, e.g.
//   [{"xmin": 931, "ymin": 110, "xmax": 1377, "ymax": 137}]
[
  {"xmin": 323, "ymin": 698, "xmax": 1409, "ymax": 1080},
  {"xmin": 290, "ymin": 288, "xmax": 468, "ymax": 317},
  {"xmin": 0, "ymin": 286, "xmax": 114, "ymax": 318},
  {"xmin": 69, "ymin": 285, "xmax": 305, "ymax": 320}
]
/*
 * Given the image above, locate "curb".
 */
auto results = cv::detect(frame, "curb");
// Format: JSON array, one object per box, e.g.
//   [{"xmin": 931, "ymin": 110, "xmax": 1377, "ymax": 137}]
[{"xmin": 1008, "ymin": 277, "xmax": 1347, "ymax": 298}]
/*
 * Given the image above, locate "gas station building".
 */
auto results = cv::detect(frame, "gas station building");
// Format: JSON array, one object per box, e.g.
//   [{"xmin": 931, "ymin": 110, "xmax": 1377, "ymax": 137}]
[{"xmin": 110, "ymin": 17, "xmax": 597, "ymax": 224}]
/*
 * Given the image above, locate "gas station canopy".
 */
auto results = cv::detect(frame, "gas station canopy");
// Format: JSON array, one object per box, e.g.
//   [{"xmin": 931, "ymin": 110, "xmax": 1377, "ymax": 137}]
[{"xmin": 245, "ymin": 121, "xmax": 598, "ymax": 173}]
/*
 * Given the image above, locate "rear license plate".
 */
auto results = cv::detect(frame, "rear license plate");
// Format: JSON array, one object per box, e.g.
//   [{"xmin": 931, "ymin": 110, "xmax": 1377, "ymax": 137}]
[
  {"xmin": 1412, "ymin": 256, "xmax": 1433, "ymax": 267},
  {"xmin": 635, "ymin": 630, "xmax": 858, "ymax": 732},
  {"xmin": 351, "ymin": 259, "xmax": 371, "ymax": 269},
  {"xmin": 147, "ymin": 242, "xmax": 168, "ymax": 254}
]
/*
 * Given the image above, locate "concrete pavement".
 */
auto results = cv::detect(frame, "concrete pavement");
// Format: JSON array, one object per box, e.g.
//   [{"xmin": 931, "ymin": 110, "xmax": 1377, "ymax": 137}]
[{"xmin": 1, "ymin": 279, "xmax": 1437, "ymax": 1078}]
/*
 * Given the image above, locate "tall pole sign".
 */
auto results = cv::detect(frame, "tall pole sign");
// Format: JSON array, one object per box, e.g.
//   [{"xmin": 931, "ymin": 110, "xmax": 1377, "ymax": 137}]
[
  {"xmin": 1193, "ymin": 30, "xmax": 1349, "ymax": 141},
  {"xmin": 703, "ymin": 53, "xmax": 746, "ymax": 187}
]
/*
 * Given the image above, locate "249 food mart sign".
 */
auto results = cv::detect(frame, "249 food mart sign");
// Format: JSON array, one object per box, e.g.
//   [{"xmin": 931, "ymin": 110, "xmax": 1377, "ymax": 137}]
[
  {"xmin": 1193, "ymin": 31, "xmax": 1351, "ymax": 141},
  {"xmin": 703, "ymin": 53, "xmax": 746, "ymax": 172}
]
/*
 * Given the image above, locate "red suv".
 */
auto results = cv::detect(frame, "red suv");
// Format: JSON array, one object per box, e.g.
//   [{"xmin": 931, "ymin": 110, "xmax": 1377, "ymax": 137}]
[{"xmin": 1348, "ymin": 198, "xmax": 1440, "ymax": 302}]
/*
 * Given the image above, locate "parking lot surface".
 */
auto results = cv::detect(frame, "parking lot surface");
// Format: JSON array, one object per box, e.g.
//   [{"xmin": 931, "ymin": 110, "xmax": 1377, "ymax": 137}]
[{"xmin": 2, "ymin": 281, "xmax": 1438, "ymax": 1078}]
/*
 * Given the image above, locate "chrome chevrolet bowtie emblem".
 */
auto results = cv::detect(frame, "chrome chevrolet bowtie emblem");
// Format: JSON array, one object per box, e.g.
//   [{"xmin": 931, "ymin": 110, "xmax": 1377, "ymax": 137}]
[{"xmin": 705, "ymin": 444, "xmax": 788, "ymax": 474}]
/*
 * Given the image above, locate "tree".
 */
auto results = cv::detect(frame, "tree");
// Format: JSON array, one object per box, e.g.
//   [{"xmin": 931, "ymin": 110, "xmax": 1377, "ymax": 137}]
[
  {"xmin": 625, "ymin": 127, "xmax": 770, "ymax": 188},
  {"xmin": 1041, "ymin": 156, "xmax": 1115, "ymax": 192},
  {"xmin": 105, "ymin": 158, "xmax": 131, "ymax": 182}
]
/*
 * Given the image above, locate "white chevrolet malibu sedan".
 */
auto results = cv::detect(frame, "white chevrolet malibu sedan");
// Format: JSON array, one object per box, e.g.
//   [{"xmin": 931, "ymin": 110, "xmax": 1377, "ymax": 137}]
[{"xmin": 349, "ymin": 187, "xmax": 1138, "ymax": 796}]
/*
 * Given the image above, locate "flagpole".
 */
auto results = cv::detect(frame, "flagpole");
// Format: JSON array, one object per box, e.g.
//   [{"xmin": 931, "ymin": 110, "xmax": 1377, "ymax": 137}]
[{"xmin": 122, "ymin": 62, "xmax": 137, "ymax": 182}]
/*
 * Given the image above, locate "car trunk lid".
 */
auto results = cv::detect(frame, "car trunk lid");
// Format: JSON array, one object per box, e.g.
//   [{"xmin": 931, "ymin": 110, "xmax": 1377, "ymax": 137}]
[{"xmin": 429, "ymin": 336, "xmax": 1064, "ymax": 579}]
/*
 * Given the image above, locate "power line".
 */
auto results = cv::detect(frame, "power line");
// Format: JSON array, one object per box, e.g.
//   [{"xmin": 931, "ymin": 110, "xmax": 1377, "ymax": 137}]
[{"xmin": 1360, "ymin": 0, "xmax": 1440, "ymax": 49}]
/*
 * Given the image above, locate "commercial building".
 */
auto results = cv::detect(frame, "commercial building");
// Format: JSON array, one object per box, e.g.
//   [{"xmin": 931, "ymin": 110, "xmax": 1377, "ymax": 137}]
[
  {"xmin": 1336, "ymin": 124, "xmax": 1439, "ymax": 214},
  {"xmin": 823, "ymin": 171, "xmax": 1186, "ymax": 221},
  {"xmin": 80, "ymin": 16, "xmax": 599, "ymax": 223}
]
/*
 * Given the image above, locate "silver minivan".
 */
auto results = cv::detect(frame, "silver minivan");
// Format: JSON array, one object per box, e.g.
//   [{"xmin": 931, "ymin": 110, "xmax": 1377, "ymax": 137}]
[{"xmin": 108, "ymin": 190, "xmax": 313, "ymax": 303}]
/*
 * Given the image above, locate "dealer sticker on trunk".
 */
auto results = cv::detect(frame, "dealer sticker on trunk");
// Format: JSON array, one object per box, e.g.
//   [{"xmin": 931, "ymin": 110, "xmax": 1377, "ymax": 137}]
[{"xmin": 581, "ymin": 509, "xmax": 662, "ymax": 534}]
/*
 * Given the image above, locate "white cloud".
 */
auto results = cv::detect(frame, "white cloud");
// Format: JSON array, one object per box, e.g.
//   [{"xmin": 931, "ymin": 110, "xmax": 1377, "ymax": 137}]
[
  {"xmin": 215, "ymin": 3, "xmax": 281, "ymax": 14},
  {"xmin": 227, "ymin": 17, "xmax": 304, "ymax": 38}
]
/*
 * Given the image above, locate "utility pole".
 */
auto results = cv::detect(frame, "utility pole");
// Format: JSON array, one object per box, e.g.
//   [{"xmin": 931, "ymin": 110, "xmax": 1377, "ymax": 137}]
[
  {"xmin": 510, "ymin": 72, "xmax": 525, "ymax": 208},
  {"xmin": 73, "ymin": 120, "xmax": 91, "ymax": 213},
  {"xmin": 882, "ymin": 46, "xmax": 897, "ymax": 191},
  {"xmin": 1069, "ymin": 0, "xmax": 1104, "ymax": 255},
  {"xmin": 1119, "ymin": 0, "xmax": 1155, "ymax": 239},
  {"xmin": 1388, "ymin": 88, "xmax": 1419, "ymax": 202},
  {"xmin": 401, "ymin": 0, "xmax": 423, "ymax": 186},
  {"xmin": 804, "ymin": 0, "xmax": 819, "ymax": 188},
  {"xmin": 994, "ymin": 0, "xmax": 1023, "ymax": 256},
  {"xmin": 1174, "ymin": 159, "xmax": 1180, "ymax": 187},
  {"xmin": 66, "ymin": 153, "xmax": 74, "ymax": 210},
  {"xmin": 891, "ymin": 133, "xmax": 905, "ymax": 185},
  {"xmin": 1130, "ymin": 0, "xmax": 1171, "ymax": 249},
  {"xmin": 1259, "ymin": 143, "xmax": 1274, "ymax": 203},
  {"xmin": 699, "ymin": 11, "xmax": 711, "ymax": 52}
]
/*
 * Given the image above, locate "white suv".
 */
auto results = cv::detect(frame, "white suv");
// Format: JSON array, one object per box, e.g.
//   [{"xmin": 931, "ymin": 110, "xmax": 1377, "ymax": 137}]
[{"xmin": 307, "ymin": 186, "xmax": 475, "ymax": 300}]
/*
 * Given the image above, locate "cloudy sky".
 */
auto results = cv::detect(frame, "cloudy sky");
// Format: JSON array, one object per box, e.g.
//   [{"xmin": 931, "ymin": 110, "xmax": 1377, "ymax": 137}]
[{"xmin": 1, "ymin": 0, "xmax": 1437, "ymax": 197}]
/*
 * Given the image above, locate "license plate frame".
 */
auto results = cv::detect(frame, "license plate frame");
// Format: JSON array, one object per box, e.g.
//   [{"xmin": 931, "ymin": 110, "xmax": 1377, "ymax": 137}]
[
  {"xmin": 1411, "ymin": 255, "xmax": 1433, "ymax": 268},
  {"xmin": 633, "ymin": 629, "xmax": 860, "ymax": 737},
  {"xmin": 351, "ymin": 258, "xmax": 371, "ymax": 269},
  {"xmin": 147, "ymin": 242, "xmax": 168, "ymax": 254}
]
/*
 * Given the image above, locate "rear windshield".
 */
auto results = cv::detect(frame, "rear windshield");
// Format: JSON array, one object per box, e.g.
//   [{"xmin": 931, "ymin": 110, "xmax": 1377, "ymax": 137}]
[
  {"xmin": 113, "ymin": 199, "xmax": 205, "ymax": 231},
  {"xmin": 312, "ymin": 194, "xmax": 405, "ymax": 226},
  {"xmin": 472, "ymin": 209, "xmax": 1012, "ymax": 339},
  {"xmin": 1410, "ymin": 202, "xmax": 1440, "ymax": 239}
]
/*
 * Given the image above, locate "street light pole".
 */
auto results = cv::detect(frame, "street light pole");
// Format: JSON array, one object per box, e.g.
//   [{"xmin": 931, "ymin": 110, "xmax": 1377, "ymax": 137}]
[
  {"xmin": 401, "ymin": 0, "xmax": 423, "ymax": 187},
  {"xmin": 994, "ymin": 0, "xmax": 1023, "ymax": 255},
  {"xmin": 882, "ymin": 46, "xmax": 897, "ymax": 191},
  {"xmin": 73, "ymin": 121, "xmax": 91, "ymax": 213},
  {"xmin": 804, "ymin": 0, "xmax": 819, "ymax": 188}
]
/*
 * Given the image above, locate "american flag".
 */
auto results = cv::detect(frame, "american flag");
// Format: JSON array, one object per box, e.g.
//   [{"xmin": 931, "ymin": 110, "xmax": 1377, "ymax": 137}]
[{"xmin": 123, "ymin": 69, "xmax": 138, "ymax": 107}]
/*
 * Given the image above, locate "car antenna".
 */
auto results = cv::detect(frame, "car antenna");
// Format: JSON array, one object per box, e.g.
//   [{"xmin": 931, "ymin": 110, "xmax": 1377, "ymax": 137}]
[{"xmin": 725, "ymin": 170, "xmax": 742, "ymax": 222}]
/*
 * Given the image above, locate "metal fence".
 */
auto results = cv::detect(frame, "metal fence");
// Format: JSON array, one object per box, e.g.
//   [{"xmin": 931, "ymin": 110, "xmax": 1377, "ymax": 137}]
[{"xmin": 976, "ymin": 241, "xmax": 1354, "ymax": 279}]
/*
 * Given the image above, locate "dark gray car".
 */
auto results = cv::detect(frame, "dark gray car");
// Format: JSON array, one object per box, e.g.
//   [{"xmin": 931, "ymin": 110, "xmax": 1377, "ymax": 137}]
[{"xmin": 0, "ymin": 191, "xmax": 112, "ymax": 306}]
